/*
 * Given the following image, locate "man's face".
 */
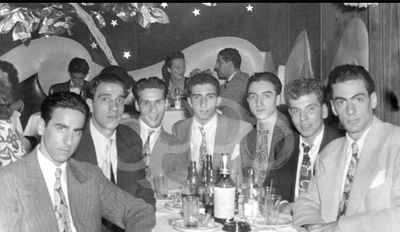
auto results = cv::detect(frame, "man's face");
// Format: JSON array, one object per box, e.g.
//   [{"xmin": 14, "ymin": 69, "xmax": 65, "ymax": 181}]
[
  {"xmin": 247, "ymin": 80, "xmax": 279, "ymax": 122},
  {"xmin": 168, "ymin": 58, "xmax": 186, "ymax": 80},
  {"xmin": 331, "ymin": 79, "xmax": 377, "ymax": 140},
  {"xmin": 214, "ymin": 55, "xmax": 231, "ymax": 80},
  {"xmin": 288, "ymin": 93, "xmax": 328, "ymax": 143},
  {"xmin": 188, "ymin": 83, "xmax": 221, "ymax": 125},
  {"xmin": 70, "ymin": 72, "xmax": 86, "ymax": 86},
  {"xmin": 87, "ymin": 82, "xmax": 125, "ymax": 135},
  {"xmin": 38, "ymin": 108, "xmax": 85, "ymax": 166},
  {"xmin": 136, "ymin": 88, "xmax": 166, "ymax": 128}
]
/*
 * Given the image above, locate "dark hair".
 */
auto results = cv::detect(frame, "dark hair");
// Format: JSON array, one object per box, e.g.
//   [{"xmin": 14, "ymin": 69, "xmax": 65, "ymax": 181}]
[
  {"xmin": 100, "ymin": 65, "xmax": 135, "ymax": 88},
  {"xmin": 327, "ymin": 64, "xmax": 375, "ymax": 99},
  {"xmin": 218, "ymin": 48, "xmax": 242, "ymax": 69},
  {"xmin": 0, "ymin": 83, "xmax": 13, "ymax": 120},
  {"xmin": 247, "ymin": 72, "xmax": 282, "ymax": 95},
  {"xmin": 0, "ymin": 60, "xmax": 21, "ymax": 102},
  {"xmin": 41, "ymin": 91, "xmax": 89, "ymax": 125},
  {"xmin": 284, "ymin": 78, "xmax": 326, "ymax": 106},
  {"xmin": 161, "ymin": 51, "xmax": 185, "ymax": 84},
  {"xmin": 68, "ymin": 57, "xmax": 89, "ymax": 75},
  {"xmin": 186, "ymin": 72, "xmax": 220, "ymax": 96},
  {"xmin": 133, "ymin": 76, "xmax": 167, "ymax": 101},
  {"xmin": 85, "ymin": 73, "xmax": 127, "ymax": 100}
]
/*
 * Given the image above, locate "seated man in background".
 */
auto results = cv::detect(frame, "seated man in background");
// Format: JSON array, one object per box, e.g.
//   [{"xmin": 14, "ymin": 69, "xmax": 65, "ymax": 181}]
[
  {"xmin": 122, "ymin": 77, "xmax": 189, "ymax": 190},
  {"xmin": 48, "ymin": 57, "xmax": 89, "ymax": 98},
  {"xmin": 0, "ymin": 92, "xmax": 155, "ymax": 231},
  {"xmin": 172, "ymin": 72, "xmax": 252, "ymax": 181},
  {"xmin": 293, "ymin": 65, "xmax": 400, "ymax": 232},
  {"xmin": 240, "ymin": 72, "xmax": 296, "ymax": 197},
  {"xmin": 280, "ymin": 78, "xmax": 344, "ymax": 205},
  {"xmin": 214, "ymin": 47, "xmax": 256, "ymax": 125},
  {"xmin": 72, "ymin": 73, "xmax": 155, "ymax": 231}
]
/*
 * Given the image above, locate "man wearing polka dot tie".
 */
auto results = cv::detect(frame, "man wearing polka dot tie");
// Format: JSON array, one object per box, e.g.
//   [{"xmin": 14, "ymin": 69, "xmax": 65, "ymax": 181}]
[
  {"xmin": 293, "ymin": 64, "xmax": 400, "ymax": 232},
  {"xmin": 0, "ymin": 92, "xmax": 155, "ymax": 232}
]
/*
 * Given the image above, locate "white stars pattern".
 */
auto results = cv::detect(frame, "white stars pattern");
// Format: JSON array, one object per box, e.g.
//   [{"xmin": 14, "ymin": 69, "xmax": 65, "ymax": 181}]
[
  {"xmin": 246, "ymin": 4, "xmax": 254, "ymax": 12},
  {"xmin": 160, "ymin": 3, "xmax": 168, "ymax": 8},
  {"xmin": 123, "ymin": 51, "xmax": 131, "ymax": 59},
  {"xmin": 111, "ymin": 19, "xmax": 118, "ymax": 27},
  {"xmin": 192, "ymin": 8, "xmax": 200, "ymax": 16},
  {"xmin": 90, "ymin": 41, "xmax": 97, "ymax": 49}
]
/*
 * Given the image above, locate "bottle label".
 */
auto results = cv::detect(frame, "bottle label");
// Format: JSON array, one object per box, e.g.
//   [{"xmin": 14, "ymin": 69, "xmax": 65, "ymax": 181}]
[{"xmin": 213, "ymin": 186, "xmax": 235, "ymax": 219}]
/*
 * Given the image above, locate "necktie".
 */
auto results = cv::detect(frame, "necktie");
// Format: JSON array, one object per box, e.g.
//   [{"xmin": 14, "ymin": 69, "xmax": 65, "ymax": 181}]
[
  {"xmin": 337, "ymin": 142, "xmax": 359, "ymax": 219},
  {"xmin": 142, "ymin": 130, "xmax": 155, "ymax": 178},
  {"xmin": 54, "ymin": 168, "xmax": 72, "ymax": 232},
  {"xmin": 254, "ymin": 129, "xmax": 269, "ymax": 187},
  {"xmin": 107, "ymin": 139, "xmax": 115, "ymax": 183},
  {"xmin": 199, "ymin": 126, "xmax": 208, "ymax": 167},
  {"xmin": 299, "ymin": 143, "xmax": 312, "ymax": 193}
]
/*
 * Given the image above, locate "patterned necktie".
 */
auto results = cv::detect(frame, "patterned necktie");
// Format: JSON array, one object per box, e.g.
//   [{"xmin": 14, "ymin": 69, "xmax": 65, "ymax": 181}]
[
  {"xmin": 142, "ymin": 130, "xmax": 155, "ymax": 178},
  {"xmin": 337, "ymin": 142, "xmax": 359, "ymax": 219},
  {"xmin": 199, "ymin": 126, "xmax": 208, "ymax": 167},
  {"xmin": 254, "ymin": 129, "xmax": 269, "ymax": 187},
  {"xmin": 299, "ymin": 143, "xmax": 313, "ymax": 193},
  {"xmin": 107, "ymin": 139, "xmax": 115, "ymax": 183},
  {"xmin": 54, "ymin": 168, "xmax": 72, "ymax": 232}
]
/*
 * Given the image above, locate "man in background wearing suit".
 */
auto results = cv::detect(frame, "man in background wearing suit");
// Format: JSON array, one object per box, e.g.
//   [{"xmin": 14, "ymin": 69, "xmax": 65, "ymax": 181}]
[
  {"xmin": 0, "ymin": 92, "xmax": 155, "ymax": 232},
  {"xmin": 48, "ymin": 57, "xmax": 90, "ymax": 98},
  {"xmin": 72, "ymin": 73, "xmax": 155, "ymax": 231},
  {"xmin": 214, "ymin": 48, "xmax": 256, "ymax": 124},
  {"xmin": 240, "ymin": 72, "xmax": 296, "ymax": 196},
  {"xmin": 172, "ymin": 72, "xmax": 252, "ymax": 182},
  {"xmin": 280, "ymin": 78, "xmax": 343, "ymax": 204},
  {"xmin": 293, "ymin": 64, "xmax": 400, "ymax": 232},
  {"xmin": 122, "ymin": 77, "xmax": 189, "ymax": 190}
]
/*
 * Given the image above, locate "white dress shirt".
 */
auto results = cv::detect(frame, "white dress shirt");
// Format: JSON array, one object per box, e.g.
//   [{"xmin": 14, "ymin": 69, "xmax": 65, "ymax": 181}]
[
  {"xmin": 340, "ymin": 125, "xmax": 372, "ymax": 195},
  {"xmin": 256, "ymin": 110, "xmax": 278, "ymax": 155},
  {"xmin": 226, "ymin": 71, "xmax": 237, "ymax": 83},
  {"xmin": 89, "ymin": 119, "xmax": 118, "ymax": 182},
  {"xmin": 190, "ymin": 114, "xmax": 218, "ymax": 169},
  {"xmin": 37, "ymin": 146, "xmax": 77, "ymax": 232},
  {"xmin": 139, "ymin": 118, "xmax": 161, "ymax": 154},
  {"xmin": 294, "ymin": 126, "xmax": 325, "ymax": 199}
]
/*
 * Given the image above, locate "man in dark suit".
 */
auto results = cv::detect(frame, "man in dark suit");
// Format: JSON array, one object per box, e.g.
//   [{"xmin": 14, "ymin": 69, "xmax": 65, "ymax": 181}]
[
  {"xmin": 214, "ymin": 48, "xmax": 256, "ymax": 124},
  {"xmin": 240, "ymin": 72, "xmax": 297, "ymax": 194},
  {"xmin": 277, "ymin": 78, "xmax": 344, "ymax": 205},
  {"xmin": 48, "ymin": 57, "xmax": 90, "ymax": 98},
  {"xmin": 0, "ymin": 92, "xmax": 155, "ymax": 232},
  {"xmin": 72, "ymin": 73, "xmax": 155, "ymax": 231},
  {"xmin": 122, "ymin": 77, "xmax": 189, "ymax": 190}
]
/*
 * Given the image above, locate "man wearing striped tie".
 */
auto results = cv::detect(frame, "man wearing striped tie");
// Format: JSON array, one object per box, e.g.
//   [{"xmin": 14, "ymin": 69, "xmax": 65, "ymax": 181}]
[
  {"xmin": 293, "ymin": 64, "xmax": 400, "ymax": 232},
  {"xmin": 0, "ymin": 92, "xmax": 155, "ymax": 232}
]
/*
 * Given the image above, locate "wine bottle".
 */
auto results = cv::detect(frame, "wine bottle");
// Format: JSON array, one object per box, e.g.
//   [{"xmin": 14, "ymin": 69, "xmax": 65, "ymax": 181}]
[
  {"xmin": 243, "ymin": 167, "xmax": 259, "ymax": 218},
  {"xmin": 213, "ymin": 153, "xmax": 236, "ymax": 223},
  {"xmin": 198, "ymin": 159, "xmax": 208, "ymax": 203},
  {"xmin": 204, "ymin": 155, "xmax": 214, "ymax": 216},
  {"xmin": 186, "ymin": 161, "xmax": 198, "ymax": 196}
]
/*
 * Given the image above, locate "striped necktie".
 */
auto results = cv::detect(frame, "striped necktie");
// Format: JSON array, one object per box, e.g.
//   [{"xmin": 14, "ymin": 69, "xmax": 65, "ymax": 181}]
[
  {"xmin": 299, "ymin": 143, "xmax": 312, "ymax": 193},
  {"xmin": 54, "ymin": 168, "xmax": 72, "ymax": 232},
  {"xmin": 142, "ymin": 130, "xmax": 155, "ymax": 178},
  {"xmin": 199, "ymin": 126, "xmax": 208, "ymax": 167},
  {"xmin": 337, "ymin": 142, "xmax": 359, "ymax": 219}
]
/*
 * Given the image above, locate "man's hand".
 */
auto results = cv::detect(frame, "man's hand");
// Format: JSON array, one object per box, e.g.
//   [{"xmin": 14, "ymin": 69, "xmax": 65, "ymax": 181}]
[{"xmin": 308, "ymin": 221, "xmax": 339, "ymax": 232}]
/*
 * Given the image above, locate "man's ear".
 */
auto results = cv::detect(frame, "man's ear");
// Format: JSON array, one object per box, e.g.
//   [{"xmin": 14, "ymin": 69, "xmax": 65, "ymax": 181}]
[
  {"xmin": 37, "ymin": 118, "xmax": 46, "ymax": 136},
  {"xmin": 86, "ymin": 98, "xmax": 94, "ymax": 113},
  {"xmin": 276, "ymin": 95, "xmax": 281, "ymax": 106},
  {"xmin": 188, "ymin": 97, "xmax": 193, "ymax": 108},
  {"xmin": 370, "ymin": 92, "xmax": 378, "ymax": 109},
  {"xmin": 135, "ymin": 100, "xmax": 140, "ymax": 112},
  {"xmin": 330, "ymin": 100, "xmax": 338, "ymax": 116},
  {"xmin": 322, "ymin": 103, "xmax": 328, "ymax": 119}
]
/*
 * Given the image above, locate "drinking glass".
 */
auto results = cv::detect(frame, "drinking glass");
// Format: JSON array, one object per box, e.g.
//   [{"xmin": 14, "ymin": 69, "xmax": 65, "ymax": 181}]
[
  {"xmin": 264, "ymin": 194, "xmax": 281, "ymax": 225},
  {"xmin": 258, "ymin": 186, "xmax": 275, "ymax": 216},
  {"xmin": 183, "ymin": 195, "xmax": 199, "ymax": 227},
  {"xmin": 154, "ymin": 173, "xmax": 168, "ymax": 198}
]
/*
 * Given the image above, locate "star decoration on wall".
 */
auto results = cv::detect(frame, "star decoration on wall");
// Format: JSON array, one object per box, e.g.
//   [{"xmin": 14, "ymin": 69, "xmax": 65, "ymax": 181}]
[
  {"xmin": 160, "ymin": 3, "xmax": 168, "ymax": 8},
  {"xmin": 123, "ymin": 51, "xmax": 131, "ymax": 59},
  {"xmin": 246, "ymin": 4, "xmax": 254, "ymax": 12},
  {"xmin": 90, "ymin": 41, "xmax": 98, "ymax": 49},
  {"xmin": 111, "ymin": 19, "xmax": 118, "ymax": 27},
  {"xmin": 192, "ymin": 8, "xmax": 200, "ymax": 16}
]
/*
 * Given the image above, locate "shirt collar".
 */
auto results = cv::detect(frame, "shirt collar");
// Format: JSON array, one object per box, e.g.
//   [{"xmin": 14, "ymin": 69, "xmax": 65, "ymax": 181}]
[
  {"xmin": 300, "ymin": 125, "xmax": 325, "ymax": 148},
  {"xmin": 193, "ymin": 113, "xmax": 218, "ymax": 130},
  {"xmin": 139, "ymin": 118, "xmax": 162, "ymax": 135},
  {"xmin": 226, "ymin": 71, "xmax": 237, "ymax": 83},
  {"xmin": 345, "ymin": 124, "xmax": 373, "ymax": 154},
  {"xmin": 37, "ymin": 144, "xmax": 67, "ymax": 175}
]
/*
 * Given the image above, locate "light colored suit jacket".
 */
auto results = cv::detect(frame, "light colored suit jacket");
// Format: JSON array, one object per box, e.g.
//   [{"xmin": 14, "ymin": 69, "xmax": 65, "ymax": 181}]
[
  {"xmin": 293, "ymin": 116, "xmax": 400, "ymax": 232},
  {"xmin": 172, "ymin": 114, "xmax": 253, "ymax": 180},
  {"xmin": 122, "ymin": 118, "xmax": 190, "ymax": 190},
  {"xmin": 0, "ymin": 148, "xmax": 155, "ymax": 232}
]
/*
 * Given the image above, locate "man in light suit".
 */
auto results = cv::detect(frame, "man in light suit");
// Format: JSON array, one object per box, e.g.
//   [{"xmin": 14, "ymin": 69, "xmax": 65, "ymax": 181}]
[
  {"xmin": 214, "ymin": 48, "xmax": 256, "ymax": 124},
  {"xmin": 48, "ymin": 57, "xmax": 90, "ymax": 98},
  {"xmin": 122, "ymin": 77, "xmax": 189, "ymax": 190},
  {"xmin": 240, "ymin": 72, "xmax": 297, "ymax": 192},
  {"xmin": 0, "ymin": 92, "xmax": 155, "ymax": 232},
  {"xmin": 172, "ymin": 72, "xmax": 253, "ymax": 181},
  {"xmin": 277, "ymin": 78, "xmax": 344, "ymax": 203},
  {"xmin": 293, "ymin": 64, "xmax": 400, "ymax": 232}
]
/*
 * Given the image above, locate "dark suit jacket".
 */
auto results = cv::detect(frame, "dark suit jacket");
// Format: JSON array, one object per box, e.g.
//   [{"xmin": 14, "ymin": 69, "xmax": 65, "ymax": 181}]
[
  {"xmin": 48, "ymin": 80, "xmax": 89, "ymax": 97},
  {"xmin": 122, "ymin": 118, "xmax": 190, "ymax": 190},
  {"xmin": 0, "ymin": 148, "xmax": 155, "ymax": 232},
  {"xmin": 72, "ymin": 123, "xmax": 156, "ymax": 209},
  {"xmin": 240, "ymin": 112, "xmax": 297, "ymax": 199},
  {"xmin": 218, "ymin": 71, "xmax": 256, "ymax": 125},
  {"xmin": 273, "ymin": 125, "xmax": 344, "ymax": 202}
]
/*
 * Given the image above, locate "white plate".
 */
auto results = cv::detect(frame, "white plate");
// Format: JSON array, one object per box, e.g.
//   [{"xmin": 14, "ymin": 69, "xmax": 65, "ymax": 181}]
[
  {"xmin": 172, "ymin": 220, "xmax": 222, "ymax": 232},
  {"xmin": 248, "ymin": 214, "xmax": 292, "ymax": 229}
]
